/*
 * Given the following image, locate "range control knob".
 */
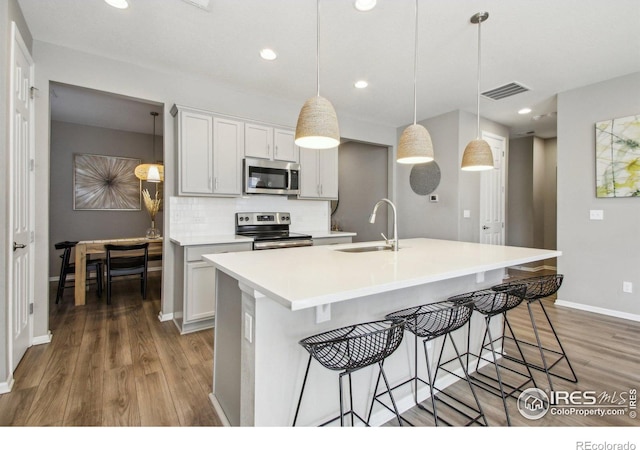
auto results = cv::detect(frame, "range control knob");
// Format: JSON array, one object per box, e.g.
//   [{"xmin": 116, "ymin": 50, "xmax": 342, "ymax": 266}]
[
  {"xmin": 244, "ymin": 216, "xmax": 250, "ymax": 222},
  {"xmin": 239, "ymin": 216, "xmax": 244, "ymax": 222}
]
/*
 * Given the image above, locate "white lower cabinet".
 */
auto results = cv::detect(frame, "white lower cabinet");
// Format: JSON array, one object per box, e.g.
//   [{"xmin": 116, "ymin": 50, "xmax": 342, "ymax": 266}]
[{"xmin": 173, "ymin": 242, "xmax": 252, "ymax": 334}]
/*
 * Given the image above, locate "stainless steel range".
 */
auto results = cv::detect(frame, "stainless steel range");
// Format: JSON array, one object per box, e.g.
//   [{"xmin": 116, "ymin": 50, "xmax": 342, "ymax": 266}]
[{"xmin": 236, "ymin": 212, "xmax": 313, "ymax": 250}]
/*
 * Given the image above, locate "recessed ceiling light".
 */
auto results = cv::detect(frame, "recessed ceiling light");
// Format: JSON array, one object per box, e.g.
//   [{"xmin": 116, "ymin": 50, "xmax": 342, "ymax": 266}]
[
  {"xmin": 355, "ymin": 0, "xmax": 376, "ymax": 12},
  {"xmin": 354, "ymin": 80, "xmax": 368, "ymax": 89},
  {"xmin": 260, "ymin": 48, "xmax": 277, "ymax": 61},
  {"xmin": 518, "ymin": 107, "xmax": 532, "ymax": 115},
  {"xmin": 105, "ymin": 0, "xmax": 129, "ymax": 9}
]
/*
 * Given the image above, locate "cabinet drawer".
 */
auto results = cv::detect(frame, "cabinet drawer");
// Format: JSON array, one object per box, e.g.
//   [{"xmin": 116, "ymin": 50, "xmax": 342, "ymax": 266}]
[{"xmin": 186, "ymin": 242, "xmax": 252, "ymax": 261}]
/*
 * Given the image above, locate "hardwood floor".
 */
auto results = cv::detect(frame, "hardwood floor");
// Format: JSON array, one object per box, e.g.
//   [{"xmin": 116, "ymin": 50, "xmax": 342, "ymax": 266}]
[
  {"xmin": 1, "ymin": 268, "xmax": 638, "ymax": 429},
  {"xmin": 0, "ymin": 272, "xmax": 222, "ymax": 426},
  {"xmin": 385, "ymin": 269, "xmax": 640, "ymax": 427}
]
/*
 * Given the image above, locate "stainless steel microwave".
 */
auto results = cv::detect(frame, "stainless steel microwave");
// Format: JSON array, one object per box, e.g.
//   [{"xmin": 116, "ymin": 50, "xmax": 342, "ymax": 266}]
[{"xmin": 243, "ymin": 158, "xmax": 300, "ymax": 195}]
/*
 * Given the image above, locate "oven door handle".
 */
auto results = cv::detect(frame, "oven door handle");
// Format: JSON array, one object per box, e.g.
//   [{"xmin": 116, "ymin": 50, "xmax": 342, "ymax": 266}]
[{"xmin": 253, "ymin": 239, "xmax": 313, "ymax": 250}]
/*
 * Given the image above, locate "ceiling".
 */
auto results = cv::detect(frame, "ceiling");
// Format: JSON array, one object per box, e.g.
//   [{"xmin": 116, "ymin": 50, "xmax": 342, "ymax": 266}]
[{"xmin": 20, "ymin": 0, "xmax": 640, "ymax": 139}]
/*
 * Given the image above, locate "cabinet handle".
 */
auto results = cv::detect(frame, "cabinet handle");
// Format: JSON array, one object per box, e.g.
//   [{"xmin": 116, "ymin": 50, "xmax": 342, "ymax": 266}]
[
  {"xmin": 267, "ymin": 144, "xmax": 271, "ymax": 156},
  {"xmin": 275, "ymin": 145, "xmax": 278, "ymax": 156},
  {"xmin": 215, "ymin": 177, "xmax": 219, "ymax": 190}
]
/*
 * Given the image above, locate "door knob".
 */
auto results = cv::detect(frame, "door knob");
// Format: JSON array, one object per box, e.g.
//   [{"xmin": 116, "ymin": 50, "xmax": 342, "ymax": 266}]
[
  {"xmin": 482, "ymin": 225, "xmax": 490, "ymax": 230},
  {"xmin": 13, "ymin": 242, "xmax": 26, "ymax": 251}
]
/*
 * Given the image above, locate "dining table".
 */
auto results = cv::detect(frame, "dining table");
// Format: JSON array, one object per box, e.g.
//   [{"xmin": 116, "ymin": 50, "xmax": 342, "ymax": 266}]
[{"xmin": 73, "ymin": 237, "xmax": 163, "ymax": 306}]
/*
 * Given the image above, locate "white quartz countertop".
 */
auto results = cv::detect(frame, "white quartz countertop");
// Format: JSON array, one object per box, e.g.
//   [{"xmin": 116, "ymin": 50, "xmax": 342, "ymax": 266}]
[
  {"xmin": 169, "ymin": 235, "xmax": 253, "ymax": 246},
  {"xmin": 203, "ymin": 238, "xmax": 561, "ymax": 311}
]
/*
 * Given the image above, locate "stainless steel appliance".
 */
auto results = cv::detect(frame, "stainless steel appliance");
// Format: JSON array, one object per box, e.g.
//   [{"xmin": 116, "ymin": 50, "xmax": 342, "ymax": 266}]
[
  {"xmin": 244, "ymin": 158, "xmax": 300, "ymax": 195},
  {"xmin": 236, "ymin": 212, "xmax": 313, "ymax": 250}
]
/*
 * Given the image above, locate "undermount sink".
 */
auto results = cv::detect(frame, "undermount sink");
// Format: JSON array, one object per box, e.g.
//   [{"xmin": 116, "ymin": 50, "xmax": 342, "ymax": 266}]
[{"xmin": 335, "ymin": 245, "xmax": 394, "ymax": 253}]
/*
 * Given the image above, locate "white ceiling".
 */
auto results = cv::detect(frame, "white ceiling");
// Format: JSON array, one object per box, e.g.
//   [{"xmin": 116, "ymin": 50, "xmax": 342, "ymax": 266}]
[{"xmin": 20, "ymin": 0, "xmax": 640, "ymax": 139}]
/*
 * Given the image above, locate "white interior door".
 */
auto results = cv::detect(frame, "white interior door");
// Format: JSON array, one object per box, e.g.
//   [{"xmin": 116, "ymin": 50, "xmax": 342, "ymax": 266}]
[
  {"xmin": 479, "ymin": 131, "xmax": 506, "ymax": 245},
  {"xmin": 9, "ymin": 22, "xmax": 35, "ymax": 372}
]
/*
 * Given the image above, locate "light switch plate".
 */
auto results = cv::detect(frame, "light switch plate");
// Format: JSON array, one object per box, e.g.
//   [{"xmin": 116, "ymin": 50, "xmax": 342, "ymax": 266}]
[
  {"xmin": 463, "ymin": 210, "xmax": 471, "ymax": 218},
  {"xmin": 589, "ymin": 209, "xmax": 604, "ymax": 220}
]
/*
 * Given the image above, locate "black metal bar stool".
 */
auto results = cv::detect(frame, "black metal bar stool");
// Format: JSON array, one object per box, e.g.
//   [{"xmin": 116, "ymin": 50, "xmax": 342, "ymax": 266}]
[
  {"xmin": 292, "ymin": 319, "xmax": 405, "ymax": 427},
  {"xmin": 373, "ymin": 298, "xmax": 487, "ymax": 426},
  {"xmin": 491, "ymin": 274, "xmax": 578, "ymax": 391},
  {"xmin": 447, "ymin": 284, "xmax": 535, "ymax": 426}
]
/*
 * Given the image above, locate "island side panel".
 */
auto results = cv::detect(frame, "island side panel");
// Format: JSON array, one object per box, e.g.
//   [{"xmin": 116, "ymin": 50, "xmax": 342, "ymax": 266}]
[
  {"xmin": 212, "ymin": 269, "xmax": 243, "ymax": 426},
  {"xmin": 247, "ymin": 269, "xmax": 504, "ymax": 426}
]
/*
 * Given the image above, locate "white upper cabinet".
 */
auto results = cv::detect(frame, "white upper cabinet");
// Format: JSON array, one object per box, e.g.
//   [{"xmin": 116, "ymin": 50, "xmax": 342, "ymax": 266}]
[
  {"xmin": 176, "ymin": 108, "xmax": 214, "ymax": 195},
  {"xmin": 273, "ymin": 128, "xmax": 298, "ymax": 162},
  {"xmin": 245, "ymin": 123, "xmax": 299, "ymax": 162},
  {"xmin": 298, "ymin": 147, "xmax": 338, "ymax": 200},
  {"xmin": 173, "ymin": 105, "xmax": 243, "ymax": 197},
  {"xmin": 213, "ymin": 117, "xmax": 244, "ymax": 195}
]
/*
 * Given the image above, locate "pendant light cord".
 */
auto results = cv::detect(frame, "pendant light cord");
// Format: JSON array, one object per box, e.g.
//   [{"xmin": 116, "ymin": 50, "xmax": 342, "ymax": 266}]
[
  {"xmin": 316, "ymin": 0, "xmax": 320, "ymax": 97},
  {"xmin": 475, "ymin": 17, "xmax": 482, "ymax": 139},
  {"xmin": 412, "ymin": 0, "xmax": 418, "ymax": 125}
]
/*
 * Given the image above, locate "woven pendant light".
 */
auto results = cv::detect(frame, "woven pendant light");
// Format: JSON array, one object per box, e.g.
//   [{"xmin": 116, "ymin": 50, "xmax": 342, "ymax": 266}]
[
  {"xmin": 135, "ymin": 112, "xmax": 164, "ymax": 182},
  {"xmin": 295, "ymin": 0, "xmax": 340, "ymax": 149},
  {"xmin": 461, "ymin": 12, "xmax": 494, "ymax": 171},
  {"xmin": 397, "ymin": 0, "xmax": 434, "ymax": 164}
]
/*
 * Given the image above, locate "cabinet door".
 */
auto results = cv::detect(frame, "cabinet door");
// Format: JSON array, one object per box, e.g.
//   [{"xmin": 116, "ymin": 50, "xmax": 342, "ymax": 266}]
[
  {"xmin": 318, "ymin": 147, "xmax": 339, "ymax": 199},
  {"xmin": 244, "ymin": 123, "xmax": 272, "ymax": 159},
  {"xmin": 185, "ymin": 261, "xmax": 216, "ymax": 323},
  {"xmin": 298, "ymin": 147, "xmax": 319, "ymax": 198},
  {"xmin": 179, "ymin": 110, "xmax": 213, "ymax": 194},
  {"xmin": 213, "ymin": 117, "xmax": 244, "ymax": 195},
  {"xmin": 273, "ymin": 128, "xmax": 298, "ymax": 162}
]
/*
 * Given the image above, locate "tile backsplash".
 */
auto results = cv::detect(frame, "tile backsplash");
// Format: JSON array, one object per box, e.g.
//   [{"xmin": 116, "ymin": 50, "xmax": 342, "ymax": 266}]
[{"xmin": 169, "ymin": 195, "xmax": 330, "ymax": 237}]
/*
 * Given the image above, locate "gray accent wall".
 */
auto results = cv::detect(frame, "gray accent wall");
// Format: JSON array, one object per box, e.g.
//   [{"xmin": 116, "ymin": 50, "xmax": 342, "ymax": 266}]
[
  {"xmin": 332, "ymin": 141, "xmax": 389, "ymax": 242},
  {"xmin": 49, "ymin": 120, "xmax": 163, "ymax": 277},
  {"xmin": 507, "ymin": 136, "xmax": 557, "ymax": 268},
  {"xmin": 557, "ymin": 72, "xmax": 640, "ymax": 317}
]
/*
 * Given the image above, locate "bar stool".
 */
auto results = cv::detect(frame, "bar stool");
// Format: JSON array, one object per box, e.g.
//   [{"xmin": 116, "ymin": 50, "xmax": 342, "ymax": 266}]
[
  {"xmin": 54, "ymin": 241, "xmax": 103, "ymax": 304},
  {"xmin": 491, "ymin": 274, "xmax": 577, "ymax": 391},
  {"xmin": 292, "ymin": 319, "xmax": 405, "ymax": 427},
  {"xmin": 375, "ymin": 298, "xmax": 487, "ymax": 426},
  {"xmin": 448, "ymin": 284, "xmax": 535, "ymax": 426}
]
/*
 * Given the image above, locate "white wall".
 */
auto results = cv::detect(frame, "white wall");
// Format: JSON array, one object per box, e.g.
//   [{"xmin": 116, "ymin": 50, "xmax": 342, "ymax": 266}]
[
  {"xmin": 557, "ymin": 72, "xmax": 640, "ymax": 319},
  {"xmin": 30, "ymin": 41, "xmax": 398, "ymax": 340}
]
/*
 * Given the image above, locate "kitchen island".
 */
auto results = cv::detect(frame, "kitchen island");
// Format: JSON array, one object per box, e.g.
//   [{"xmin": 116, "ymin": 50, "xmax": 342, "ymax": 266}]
[{"xmin": 203, "ymin": 238, "xmax": 561, "ymax": 426}]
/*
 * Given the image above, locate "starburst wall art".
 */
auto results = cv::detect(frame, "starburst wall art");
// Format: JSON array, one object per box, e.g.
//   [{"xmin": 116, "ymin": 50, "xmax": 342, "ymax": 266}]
[
  {"xmin": 595, "ymin": 114, "xmax": 640, "ymax": 198},
  {"xmin": 73, "ymin": 154, "xmax": 141, "ymax": 210}
]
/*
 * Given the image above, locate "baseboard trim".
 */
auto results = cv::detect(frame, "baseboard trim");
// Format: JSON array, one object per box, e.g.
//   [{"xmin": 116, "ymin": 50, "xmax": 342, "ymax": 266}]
[
  {"xmin": 0, "ymin": 375, "xmax": 15, "ymax": 394},
  {"xmin": 555, "ymin": 299, "xmax": 640, "ymax": 323},
  {"xmin": 209, "ymin": 393, "xmax": 231, "ymax": 426},
  {"xmin": 158, "ymin": 311, "xmax": 173, "ymax": 322},
  {"xmin": 32, "ymin": 330, "xmax": 53, "ymax": 346}
]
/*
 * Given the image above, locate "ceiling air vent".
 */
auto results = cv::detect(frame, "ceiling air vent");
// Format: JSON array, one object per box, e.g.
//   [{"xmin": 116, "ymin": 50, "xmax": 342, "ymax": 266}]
[{"xmin": 481, "ymin": 82, "xmax": 529, "ymax": 100}]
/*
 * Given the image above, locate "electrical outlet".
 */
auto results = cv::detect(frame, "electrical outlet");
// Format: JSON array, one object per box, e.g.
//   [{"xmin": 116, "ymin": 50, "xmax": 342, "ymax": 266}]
[
  {"xmin": 589, "ymin": 209, "xmax": 604, "ymax": 220},
  {"xmin": 623, "ymin": 282, "xmax": 633, "ymax": 293},
  {"xmin": 244, "ymin": 312, "xmax": 253, "ymax": 343},
  {"xmin": 463, "ymin": 210, "xmax": 471, "ymax": 218}
]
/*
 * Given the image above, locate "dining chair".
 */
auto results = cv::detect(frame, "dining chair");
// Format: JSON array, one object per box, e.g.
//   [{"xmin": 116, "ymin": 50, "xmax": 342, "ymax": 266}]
[
  {"xmin": 54, "ymin": 241, "xmax": 103, "ymax": 304},
  {"xmin": 104, "ymin": 242, "xmax": 149, "ymax": 305}
]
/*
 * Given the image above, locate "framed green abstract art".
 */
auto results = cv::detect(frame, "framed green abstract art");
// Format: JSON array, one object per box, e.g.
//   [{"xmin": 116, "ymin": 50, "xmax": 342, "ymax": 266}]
[{"xmin": 595, "ymin": 114, "xmax": 640, "ymax": 197}]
